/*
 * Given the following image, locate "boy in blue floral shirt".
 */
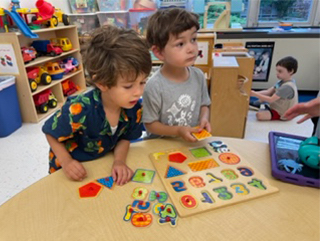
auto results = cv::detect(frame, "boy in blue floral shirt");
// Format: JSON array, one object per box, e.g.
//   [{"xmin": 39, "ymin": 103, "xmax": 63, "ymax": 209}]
[{"xmin": 42, "ymin": 26, "xmax": 151, "ymax": 185}]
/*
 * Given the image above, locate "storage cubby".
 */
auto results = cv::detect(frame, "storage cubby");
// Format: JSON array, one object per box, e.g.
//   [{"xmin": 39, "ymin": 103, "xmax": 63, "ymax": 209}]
[{"xmin": 0, "ymin": 25, "xmax": 86, "ymax": 123}]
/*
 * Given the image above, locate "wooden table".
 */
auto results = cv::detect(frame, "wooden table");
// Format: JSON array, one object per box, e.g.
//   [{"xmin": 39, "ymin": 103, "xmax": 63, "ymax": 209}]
[{"xmin": 0, "ymin": 137, "xmax": 319, "ymax": 241}]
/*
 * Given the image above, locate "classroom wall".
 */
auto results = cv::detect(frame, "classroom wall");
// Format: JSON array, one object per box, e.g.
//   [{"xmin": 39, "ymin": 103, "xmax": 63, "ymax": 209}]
[
  {"xmin": 217, "ymin": 38, "xmax": 320, "ymax": 91},
  {"xmin": 0, "ymin": 0, "xmax": 70, "ymax": 13}
]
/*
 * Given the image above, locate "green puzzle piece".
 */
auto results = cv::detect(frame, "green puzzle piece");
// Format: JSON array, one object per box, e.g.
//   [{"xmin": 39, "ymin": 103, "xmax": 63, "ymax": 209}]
[
  {"xmin": 132, "ymin": 169, "xmax": 155, "ymax": 184},
  {"xmin": 190, "ymin": 147, "xmax": 211, "ymax": 158}
]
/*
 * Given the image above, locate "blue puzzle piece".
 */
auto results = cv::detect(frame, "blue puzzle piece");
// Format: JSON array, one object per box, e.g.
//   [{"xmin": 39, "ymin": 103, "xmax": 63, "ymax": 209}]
[
  {"xmin": 166, "ymin": 166, "xmax": 186, "ymax": 178},
  {"xmin": 97, "ymin": 176, "xmax": 114, "ymax": 189}
]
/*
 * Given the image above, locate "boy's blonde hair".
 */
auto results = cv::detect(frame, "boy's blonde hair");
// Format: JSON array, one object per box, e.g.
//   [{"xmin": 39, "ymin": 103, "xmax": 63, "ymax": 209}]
[
  {"xmin": 83, "ymin": 25, "xmax": 152, "ymax": 87},
  {"xmin": 146, "ymin": 8, "xmax": 199, "ymax": 51}
]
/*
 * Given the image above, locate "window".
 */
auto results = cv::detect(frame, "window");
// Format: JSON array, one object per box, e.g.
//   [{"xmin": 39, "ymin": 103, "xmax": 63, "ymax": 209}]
[{"xmin": 258, "ymin": 0, "xmax": 313, "ymax": 23}]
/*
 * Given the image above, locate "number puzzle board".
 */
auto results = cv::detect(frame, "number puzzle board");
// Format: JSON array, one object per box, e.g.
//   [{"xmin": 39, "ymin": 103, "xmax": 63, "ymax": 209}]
[{"xmin": 150, "ymin": 140, "xmax": 279, "ymax": 217}]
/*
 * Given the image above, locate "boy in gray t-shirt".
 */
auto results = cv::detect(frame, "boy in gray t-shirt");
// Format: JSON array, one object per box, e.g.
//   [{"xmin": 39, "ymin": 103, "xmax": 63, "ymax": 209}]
[
  {"xmin": 251, "ymin": 56, "xmax": 298, "ymax": 121},
  {"xmin": 142, "ymin": 8, "xmax": 211, "ymax": 142}
]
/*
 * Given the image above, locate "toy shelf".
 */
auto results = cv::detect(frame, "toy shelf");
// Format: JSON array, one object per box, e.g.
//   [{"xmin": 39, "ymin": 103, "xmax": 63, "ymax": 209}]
[
  {"xmin": 25, "ymin": 49, "xmax": 79, "ymax": 68},
  {"xmin": 0, "ymin": 25, "xmax": 86, "ymax": 123}
]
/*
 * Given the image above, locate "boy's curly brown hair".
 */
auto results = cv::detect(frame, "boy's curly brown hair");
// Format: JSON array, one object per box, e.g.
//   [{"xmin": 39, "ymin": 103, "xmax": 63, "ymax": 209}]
[
  {"xmin": 82, "ymin": 25, "xmax": 152, "ymax": 87},
  {"xmin": 146, "ymin": 8, "xmax": 200, "ymax": 51}
]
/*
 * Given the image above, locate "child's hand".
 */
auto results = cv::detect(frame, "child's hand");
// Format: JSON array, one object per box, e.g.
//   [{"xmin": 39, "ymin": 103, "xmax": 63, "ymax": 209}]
[
  {"xmin": 177, "ymin": 126, "xmax": 198, "ymax": 142},
  {"xmin": 112, "ymin": 160, "xmax": 134, "ymax": 186},
  {"xmin": 250, "ymin": 90, "xmax": 256, "ymax": 96},
  {"xmin": 61, "ymin": 159, "xmax": 87, "ymax": 181},
  {"xmin": 199, "ymin": 118, "xmax": 211, "ymax": 133}
]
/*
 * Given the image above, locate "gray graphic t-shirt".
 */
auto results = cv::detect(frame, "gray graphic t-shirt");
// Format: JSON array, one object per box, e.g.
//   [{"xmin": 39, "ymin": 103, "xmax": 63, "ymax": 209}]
[{"xmin": 142, "ymin": 67, "xmax": 211, "ymax": 135}]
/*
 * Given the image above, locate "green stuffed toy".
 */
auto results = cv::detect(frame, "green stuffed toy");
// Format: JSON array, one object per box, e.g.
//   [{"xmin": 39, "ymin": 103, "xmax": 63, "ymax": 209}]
[{"xmin": 298, "ymin": 136, "xmax": 320, "ymax": 169}]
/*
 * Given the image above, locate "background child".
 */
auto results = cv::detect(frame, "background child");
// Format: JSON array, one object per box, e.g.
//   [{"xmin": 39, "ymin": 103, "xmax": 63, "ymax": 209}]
[
  {"xmin": 142, "ymin": 8, "xmax": 211, "ymax": 142},
  {"xmin": 251, "ymin": 56, "xmax": 298, "ymax": 121},
  {"xmin": 42, "ymin": 25, "xmax": 152, "ymax": 185}
]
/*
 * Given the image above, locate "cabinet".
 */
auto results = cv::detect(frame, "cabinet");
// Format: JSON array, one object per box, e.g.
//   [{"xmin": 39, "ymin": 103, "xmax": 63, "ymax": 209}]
[
  {"xmin": 0, "ymin": 25, "xmax": 86, "ymax": 123},
  {"xmin": 210, "ymin": 52, "xmax": 254, "ymax": 138}
]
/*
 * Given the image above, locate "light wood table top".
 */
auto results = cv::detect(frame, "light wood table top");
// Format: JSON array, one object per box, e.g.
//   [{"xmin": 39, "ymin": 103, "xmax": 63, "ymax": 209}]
[{"xmin": 0, "ymin": 137, "xmax": 319, "ymax": 241}]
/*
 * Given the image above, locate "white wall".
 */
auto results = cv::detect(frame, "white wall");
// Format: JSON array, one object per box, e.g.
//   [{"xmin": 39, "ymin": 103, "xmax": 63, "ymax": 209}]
[
  {"xmin": 0, "ymin": 0, "xmax": 71, "ymax": 13},
  {"xmin": 217, "ymin": 38, "xmax": 320, "ymax": 91}
]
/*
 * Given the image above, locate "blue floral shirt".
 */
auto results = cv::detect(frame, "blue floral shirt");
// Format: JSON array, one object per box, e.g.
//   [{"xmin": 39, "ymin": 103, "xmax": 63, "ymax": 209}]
[{"xmin": 42, "ymin": 88, "xmax": 143, "ymax": 173}]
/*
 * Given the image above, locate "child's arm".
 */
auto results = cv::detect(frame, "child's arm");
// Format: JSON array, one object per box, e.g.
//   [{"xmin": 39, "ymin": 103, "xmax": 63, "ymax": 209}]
[
  {"xmin": 145, "ymin": 122, "xmax": 198, "ymax": 142},
  {"xmin": 112, "ymin": 139, "xmax": 134, "ymax": 186},
  {"xmin": 199, "ymin": 106, "xmax": 211, "ymax": 132},
  {"xmin": 253, "ymin": 86, "xmax": 275, "ymax": 96},
  {"xmin": 250, "ymin": 91, "xmax": 280, "ymax": 104},
  {"xmin": 45, "ymin": 134, "xmax": 87, "ymax": 181}
]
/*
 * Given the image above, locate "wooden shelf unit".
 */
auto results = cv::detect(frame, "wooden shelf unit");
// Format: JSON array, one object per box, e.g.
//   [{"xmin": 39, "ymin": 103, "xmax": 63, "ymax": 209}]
[{"xmin": 0, "ymin": 25, "xmax": 86, "ymax": 123}]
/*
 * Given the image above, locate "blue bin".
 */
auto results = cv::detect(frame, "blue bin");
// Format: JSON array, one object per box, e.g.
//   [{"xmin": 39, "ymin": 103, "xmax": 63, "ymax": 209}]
[{"xmin": 0, "ymin": 76, "xmax": 22, "ymax": 137}]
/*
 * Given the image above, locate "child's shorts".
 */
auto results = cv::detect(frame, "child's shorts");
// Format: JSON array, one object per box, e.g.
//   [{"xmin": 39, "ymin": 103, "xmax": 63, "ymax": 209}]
[{"xmin": 265, "ymin": 105, "xmax": 281, "ymax": 120}]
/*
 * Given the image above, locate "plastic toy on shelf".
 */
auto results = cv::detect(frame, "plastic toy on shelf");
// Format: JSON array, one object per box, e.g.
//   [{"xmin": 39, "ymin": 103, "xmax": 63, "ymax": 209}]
[
  {"xmin": 2, "ymin": 6, "xmax": 39, "ymax": 38},
  {"xmin": 26, "ymin": 66, "xmax": 52, "ymax": 92},
  {"xmin": 50, "ymin": 37, "xmax": 72, "ymax": 52},
  {"xmin": 60, "ymin": 58, "xmax": 77, "ymax": 74},
  {"xmin": 21, "ymin": 46, "xmax": 37, "ymax": 63},
  {"xmin": 33, "ymin": 89, "xmax": 57, "ymax": 113},
  {"xmin": 31, "ymin": 40, "xmax": 62, "ymax": 57},
  {"xmin": 62, "ymin": 79, "xmax": 79, "ymax": 96},
  {"xmin": 31, "ymin": 0, "xmax": 70, "ymax": 28},
  {"xmin": 45, "ymin": 62, "xmax": 64, "ymax": 80}
]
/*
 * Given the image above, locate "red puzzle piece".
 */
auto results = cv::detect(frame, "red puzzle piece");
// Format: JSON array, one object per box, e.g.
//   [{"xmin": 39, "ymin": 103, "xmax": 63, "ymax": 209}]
[
  {"xmin": 168, "ymin": 152, "xmax": 187, "ymax": 163},
  {"xmin": 79, "ymin": 182, "xmax": 103, "ymax": 198}
]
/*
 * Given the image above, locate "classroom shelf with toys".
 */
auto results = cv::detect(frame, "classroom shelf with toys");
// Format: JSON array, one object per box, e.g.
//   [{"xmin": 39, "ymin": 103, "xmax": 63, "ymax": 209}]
[{"xmin": 0, "ymin": 25, "xmax": 86, "ymax": 123}]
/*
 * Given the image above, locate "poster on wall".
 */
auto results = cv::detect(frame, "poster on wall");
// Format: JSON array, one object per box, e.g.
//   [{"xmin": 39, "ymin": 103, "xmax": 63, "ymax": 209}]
[
  {"xmin": 0, "ymin": 44, "xmax": 19, "ymax": 74},
  {"xmin": 195, "ymin": 41, "xmax": 209, "ymax": 65},
  {"xmin": 245, "ymin": 42, "xmax": 275, "ymax": 82}
]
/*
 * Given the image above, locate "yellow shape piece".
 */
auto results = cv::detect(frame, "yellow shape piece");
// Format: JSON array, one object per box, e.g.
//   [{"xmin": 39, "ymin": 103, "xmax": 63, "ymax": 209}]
[
  {"xmin": 153, "ymin": 152, "xmax": 166, "ymax": 160},
  {"xmin": 192, "ymin": 128, "xmax": 212, "ymax": 141},
  {"xmin": 188, "ymin": 159, "xmax": 219, "ymax": 172}
]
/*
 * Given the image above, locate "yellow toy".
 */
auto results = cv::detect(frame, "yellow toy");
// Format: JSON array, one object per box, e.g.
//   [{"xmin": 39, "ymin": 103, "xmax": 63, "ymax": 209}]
[{"xmin": 50, "ymin": 38, "xmax": 72, "ymax": 51}]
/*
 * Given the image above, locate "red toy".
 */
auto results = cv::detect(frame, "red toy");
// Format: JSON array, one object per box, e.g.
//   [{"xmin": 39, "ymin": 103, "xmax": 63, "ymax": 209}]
[
  {"xmin": 33, "ymin": 89, "xmax": 57, "ymax": 113},
  {"xmin": 62, "ymin": 79, "xmax": 79, "ymax": 96},
  {"xmin": 31, "ymin": 40, "xmax": 62, "ymax": 57},
  {"xmin": 21, "ymin": 47, "xmax": 37, "ymax": 64}
]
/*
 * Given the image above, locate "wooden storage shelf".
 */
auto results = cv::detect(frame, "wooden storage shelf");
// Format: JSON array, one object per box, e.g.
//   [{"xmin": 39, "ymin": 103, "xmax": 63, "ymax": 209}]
[
  {"xmin": 25, "ymin": 49, "xmax": 79, "ymax": 68},
  {"xmin": 32, "ymin": 69, "xmax": 83, "ymax": 95},
  {"xmin": 0, "ymin": 25, "xmax": 86, "ymax": 123}
]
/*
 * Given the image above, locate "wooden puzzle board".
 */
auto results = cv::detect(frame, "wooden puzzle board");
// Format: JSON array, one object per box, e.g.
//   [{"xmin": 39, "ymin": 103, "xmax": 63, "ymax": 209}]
[{"xmin": 150, "ymin": 139, "xmax": 279, "ymax": 217}]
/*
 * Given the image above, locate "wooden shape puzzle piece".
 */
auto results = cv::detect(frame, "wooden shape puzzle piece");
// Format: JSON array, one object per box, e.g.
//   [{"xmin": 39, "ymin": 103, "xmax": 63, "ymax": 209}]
[
  {"xmin": 206, "ymin": 173, "xmax": 223, "ymax": 183},
  {"xmin": 158, "ymin": 216, "xmax": 178, "ymax": 227},
  {"xmin": 180, "ymin": 195, "xmax": 198, "ymax": 209},
  {"xmin": 131, "ymin": 213, "xmax": 153, "ymax": 227},
  {"xmin": 153, "ymin": 152, "xmax": 165, "ymax": 160},
  {"xmin": 201, "ymin": 191, "xmax": 215, "ymax": 204},
  {"xmin": 153, "ymin": 203, "xmax": 163, "ymax": 215},
  {"xmin": 188, "ymin": 158, "xmax": 219, "ymax": 172},
  {"xmin": 159, "ymin": 203, "xmax": 177, "ymax": 219},
  {"xmin": 213, "ymin": 187, "xmax": 233, "ymax": 200},
  {"xmin": 78, "ymin": 182, "xmax": 103, "ymax": 199},
  {"xmin": 248, "ymin": 178, "xmax": 267, "ymax": 190},
  {"xmin": 192, "ymin": 127, "xmax": 212, "ymax": 141},
  {"xmin": 189, "ymin": 176, "xmax": 206, "ymax": 188},
  {"xmin": 190, "ymin": 147, "xmax": 211, "ymax": 158},
  {"xmin": 219, "ymin": 153, "xmax": 241, "ymax": 165},
  {"xmin": 149, "ymin": 190, "xmax": 168, "ymax": 203},
  {"xmin": 237, "ymin": 167, "xmax": 254, "ymax": 177},
  {"xmin": 132, "ymin": 200, "xmax": 151, "ymax": 212},
  {"xmin": 231, "ymin": 183, "xmax": 250, "ymax": 195},
  {"xmin": 221, "ymin": 169, "xmax": 239, "ymax": 180},
  {"xmin": 123, "ymin": 204, "xmax": 137, "ymax": 222},
  {"xmin": 168, "ymin": 152, "xmax": 187, "ymax": 163},
  {"xmin": 171, "ymin": 181, "xmax": 187, "ymax": 192},
  {"xmin": 96, "ymin": 176, "xmax": 114, "ymax": 189},
  {"xmin": 132, "ymin": 187, "xmax": 148, "ymax": 200},
  {"xmin": 165, "ymin": 166, "xmax": 186, "ymax": 178},
  {"xmin": 131, "ymin": 169, "xmax": 156, "ymax": 184}
]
